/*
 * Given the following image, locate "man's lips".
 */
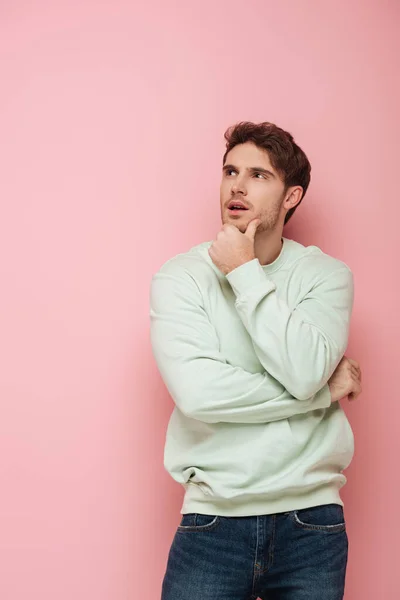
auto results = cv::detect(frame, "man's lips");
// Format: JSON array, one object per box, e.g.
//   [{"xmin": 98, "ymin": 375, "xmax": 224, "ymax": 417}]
[{"xmin": 227, "ymin": 200, "xmax": 250, "ymax": 210}]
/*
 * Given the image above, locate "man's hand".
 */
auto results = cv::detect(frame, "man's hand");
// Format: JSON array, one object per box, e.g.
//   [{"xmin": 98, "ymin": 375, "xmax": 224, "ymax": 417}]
[
  {"xmin": 328, "ymin": 356, "xmax": 362, "ymax": 403},
  {"xmin": 208, "ymin": 220, "xmax": 261, "ymax": 275}
]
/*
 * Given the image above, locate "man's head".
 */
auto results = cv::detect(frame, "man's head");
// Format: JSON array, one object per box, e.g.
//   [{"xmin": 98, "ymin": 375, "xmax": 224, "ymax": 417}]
[{"xmin": 220, "ymin": 121, "xmax": 311, "ymax": 234}]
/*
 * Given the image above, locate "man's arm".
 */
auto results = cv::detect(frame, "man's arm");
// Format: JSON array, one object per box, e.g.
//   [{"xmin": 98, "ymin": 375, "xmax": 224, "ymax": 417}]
[
  {"xmin": 149, "ymin": 263, "xmax": 332, "ymax": 424},
  {"xmin": 225, "ymin": 258, "xmax": 354, "ymax": 400}
]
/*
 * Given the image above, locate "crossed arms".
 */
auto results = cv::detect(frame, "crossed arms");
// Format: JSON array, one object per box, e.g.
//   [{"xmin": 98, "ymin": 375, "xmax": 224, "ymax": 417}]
[{"xmin": 149, "ymin": 257, "xmax": 354, "ymax": 424}]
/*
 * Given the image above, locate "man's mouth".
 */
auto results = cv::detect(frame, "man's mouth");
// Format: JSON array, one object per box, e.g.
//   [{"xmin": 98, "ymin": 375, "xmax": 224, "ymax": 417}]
[{"xmin": 227, "ymin": 200, "xmax": 249, "ymax": 211}]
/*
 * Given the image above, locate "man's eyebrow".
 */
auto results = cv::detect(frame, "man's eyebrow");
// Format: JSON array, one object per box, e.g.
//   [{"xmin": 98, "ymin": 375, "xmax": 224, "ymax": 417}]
[{"xmin": 222, "ymin": 164, "xmax": 276, "ymax": 178}]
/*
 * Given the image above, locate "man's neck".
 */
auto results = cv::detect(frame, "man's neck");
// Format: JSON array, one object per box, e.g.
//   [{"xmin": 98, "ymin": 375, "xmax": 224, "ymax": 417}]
[{"xmin": 254, "ymin": 228, "xmax": 284, "ymax": 266}]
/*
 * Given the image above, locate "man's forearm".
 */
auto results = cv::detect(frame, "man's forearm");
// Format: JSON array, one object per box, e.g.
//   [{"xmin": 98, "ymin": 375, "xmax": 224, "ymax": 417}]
[{"xmin": 225, "ymin": 259, "xmax": 354, "ymax": 400}]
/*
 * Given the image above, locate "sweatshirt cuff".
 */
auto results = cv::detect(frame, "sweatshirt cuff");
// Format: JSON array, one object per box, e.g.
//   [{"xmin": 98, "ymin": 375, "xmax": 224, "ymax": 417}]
[
  {"xmin": 225, "ymin": 258, "xmax": 276, "ymax": 298},
  {"xmin": 313, "ymin": 383, "xmax": 332, "ymax": 409}
]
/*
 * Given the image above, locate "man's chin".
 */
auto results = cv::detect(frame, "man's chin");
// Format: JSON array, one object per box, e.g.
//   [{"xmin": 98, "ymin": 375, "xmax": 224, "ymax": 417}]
[
  {"xmin": 223, "ymin": 216, "xmax": 249, "ymax": 230},
  {"xmin": 224, "ymin": 221, "xmax": 246, "ymax": 233}
]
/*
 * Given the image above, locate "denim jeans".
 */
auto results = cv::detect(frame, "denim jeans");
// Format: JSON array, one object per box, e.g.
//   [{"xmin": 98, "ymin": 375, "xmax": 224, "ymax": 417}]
[{"xmin": 161, "ymin": 503, "xmax": 348, "ymax": 600}]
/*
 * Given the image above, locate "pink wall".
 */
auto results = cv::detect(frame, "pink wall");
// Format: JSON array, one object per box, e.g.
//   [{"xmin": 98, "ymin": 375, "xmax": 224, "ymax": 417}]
[{"xmin": 0, "ymin": 1, "xmax": 398, "ymax": 598}]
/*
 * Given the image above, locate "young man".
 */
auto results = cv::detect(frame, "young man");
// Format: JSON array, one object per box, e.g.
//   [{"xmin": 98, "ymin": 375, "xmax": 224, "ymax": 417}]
[{"xmin": 150, "ymin": 121, "xmax": 362, "ymax": 600}]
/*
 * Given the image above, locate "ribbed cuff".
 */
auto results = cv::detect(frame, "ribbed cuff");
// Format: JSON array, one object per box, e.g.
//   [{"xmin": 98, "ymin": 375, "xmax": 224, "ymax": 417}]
[
  {"xmin": 312, "ymin": 383, "xmax": 332, "ymax": 408},
  {"xmin": 225, "ymin": 258, "xmax": 276, "ymax": 298}
]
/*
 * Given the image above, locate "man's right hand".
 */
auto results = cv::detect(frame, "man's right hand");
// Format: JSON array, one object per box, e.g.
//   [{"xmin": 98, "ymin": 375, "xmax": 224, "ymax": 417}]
[{"xmin": 328, "ymin": 356, "xmax": 362, "ymax": 403}]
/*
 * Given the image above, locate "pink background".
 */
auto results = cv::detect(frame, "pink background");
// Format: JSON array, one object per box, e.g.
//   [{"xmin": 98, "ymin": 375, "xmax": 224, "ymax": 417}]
[{"xmin": 0, "ymin": 1, "xmax": 398, "ymax": 598}]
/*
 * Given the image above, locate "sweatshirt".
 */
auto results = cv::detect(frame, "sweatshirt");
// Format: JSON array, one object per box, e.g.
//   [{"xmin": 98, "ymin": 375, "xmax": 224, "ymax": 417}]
[{"xmin": 149, "ymin": 236, "xmax": 355, "ymax": 517}]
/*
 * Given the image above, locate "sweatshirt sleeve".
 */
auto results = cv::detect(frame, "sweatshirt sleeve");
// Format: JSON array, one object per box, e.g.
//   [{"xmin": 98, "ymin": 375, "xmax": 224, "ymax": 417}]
[
  {"xmin": 149, "ymin": 265, "xmax": 332, "ymax": 424},
  {"xmin": 225, "ymin": 258, "xmax": 354, "ymax": 401}
]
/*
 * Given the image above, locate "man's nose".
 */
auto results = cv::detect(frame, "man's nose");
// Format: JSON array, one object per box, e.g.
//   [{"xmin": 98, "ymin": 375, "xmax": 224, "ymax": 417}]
[{"xmin": 231, "ymin": 177, "xmax": 246, "ymax": 195}]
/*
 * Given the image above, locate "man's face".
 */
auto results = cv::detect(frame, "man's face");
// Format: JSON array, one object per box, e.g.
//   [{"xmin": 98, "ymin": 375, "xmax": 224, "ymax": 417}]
[{"xmin": 220, "ymin": 142, "xmax": 287, "ymax": 234}]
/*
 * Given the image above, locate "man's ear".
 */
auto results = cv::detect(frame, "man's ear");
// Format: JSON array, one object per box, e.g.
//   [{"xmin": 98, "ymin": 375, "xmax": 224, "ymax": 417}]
[{"xmin": 283, "ymin": 186, "xmax": 303, "ymax": 211}]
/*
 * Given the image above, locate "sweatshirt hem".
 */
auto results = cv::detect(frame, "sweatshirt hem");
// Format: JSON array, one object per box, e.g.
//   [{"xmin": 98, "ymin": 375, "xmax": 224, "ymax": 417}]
[{"xmin": 180, "ymin": 483, "xmax": 345, "ymax": 516}]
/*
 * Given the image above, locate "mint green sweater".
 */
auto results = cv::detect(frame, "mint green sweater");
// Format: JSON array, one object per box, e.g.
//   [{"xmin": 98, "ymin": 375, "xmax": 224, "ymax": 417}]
[{"xmin": 149, "ymin": 237, "xmax": 355, "ymax": 516}]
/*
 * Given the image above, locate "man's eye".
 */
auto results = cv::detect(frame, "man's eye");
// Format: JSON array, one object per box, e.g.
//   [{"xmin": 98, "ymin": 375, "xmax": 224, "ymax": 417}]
[{"xmin": 254, "ymin": 173, "xmax": 266, "ymax": 179}]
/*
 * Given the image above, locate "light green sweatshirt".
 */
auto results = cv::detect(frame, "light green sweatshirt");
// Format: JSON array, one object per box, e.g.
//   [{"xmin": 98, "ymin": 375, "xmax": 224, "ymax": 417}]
[{"xmin": 149, "ymin": 236, "xmax": 355, "ymax": 516}]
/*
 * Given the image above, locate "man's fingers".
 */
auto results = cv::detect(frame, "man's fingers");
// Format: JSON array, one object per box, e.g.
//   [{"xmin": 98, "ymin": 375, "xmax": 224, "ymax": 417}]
[
  {"xmin": 347, "ymin": 358, "xmax": 360, "ymax": 369},
  {"xmin": 349, "ymin": 380, "xmax": 362, "ymax": 401},
  {"xmin": 347, "ymin": 357, "xmax": 361, "ymax": 381},
  {"xmin": 244, "ymin": 219, "xmax": 261, "ymax": 241}
]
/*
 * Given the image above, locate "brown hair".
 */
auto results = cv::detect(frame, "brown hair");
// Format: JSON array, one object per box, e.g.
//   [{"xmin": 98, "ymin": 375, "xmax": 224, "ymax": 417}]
[{"xmin": 222, "ymin": 121, "xmax": 311, "ymax": 224}]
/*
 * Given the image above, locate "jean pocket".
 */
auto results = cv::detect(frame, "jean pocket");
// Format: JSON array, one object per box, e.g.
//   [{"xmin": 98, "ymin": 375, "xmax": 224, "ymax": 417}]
[
  {"xmin": 291, "ymin": 503, "xmax": 346, "ymax": 532},
  {"xmin": 177, "ymin": 513, "xmax": 221, "ymax": 532}
]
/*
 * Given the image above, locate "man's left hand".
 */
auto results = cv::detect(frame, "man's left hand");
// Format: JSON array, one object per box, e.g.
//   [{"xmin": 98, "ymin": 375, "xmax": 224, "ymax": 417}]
[{"xmin": 208, "ymin": 219, "xmax": 261, "ymax": 275}]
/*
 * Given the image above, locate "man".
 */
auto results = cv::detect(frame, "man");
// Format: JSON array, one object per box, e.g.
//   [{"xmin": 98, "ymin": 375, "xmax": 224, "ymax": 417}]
[{"xmin": 150, "ymin": 121, "xmax": 362, "ymax": 600}]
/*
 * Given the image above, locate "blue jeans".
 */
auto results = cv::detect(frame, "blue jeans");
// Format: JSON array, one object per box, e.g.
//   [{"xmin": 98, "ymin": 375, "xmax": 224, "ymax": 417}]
[{"xmin": 161, "ymin": 503, "xmax": 348, "ymax": 600}]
